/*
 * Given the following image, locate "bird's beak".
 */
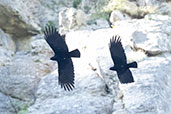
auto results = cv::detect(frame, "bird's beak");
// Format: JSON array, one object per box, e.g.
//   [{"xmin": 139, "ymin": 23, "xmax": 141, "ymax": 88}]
[
  {"xmin": 109, "ymin": 67, "xmax": 115, "ymax": 71},
  {"xmin": 50, "ymin": 56, "xmax": 56, "ymax": 61},
  {"xmin": 109, "ymin": 67, "xmax": 113, "ymax": 70}
]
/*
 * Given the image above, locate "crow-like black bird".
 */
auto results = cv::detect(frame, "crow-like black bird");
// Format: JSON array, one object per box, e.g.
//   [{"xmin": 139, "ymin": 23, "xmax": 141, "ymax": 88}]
[
  {"xmin": 43, "ymin": 25, "xmax": 80, "ymax": 91},
  {"xmin": 109, "ymin": 35, "xmax": 137, "ymax": 83}
]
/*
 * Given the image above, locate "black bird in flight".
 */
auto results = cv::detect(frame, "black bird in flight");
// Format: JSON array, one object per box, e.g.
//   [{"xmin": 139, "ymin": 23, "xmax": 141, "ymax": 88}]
[
  {"xmin": 109, "ymin": 35, "xmax": 137, "ymax": 84},
  {"xmin": 43, "ymin": 25, "xmax": 80, "ymax": 91}
]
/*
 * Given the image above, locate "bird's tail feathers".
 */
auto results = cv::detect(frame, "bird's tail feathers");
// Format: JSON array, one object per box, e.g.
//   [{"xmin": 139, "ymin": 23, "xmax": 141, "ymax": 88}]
[
  {"xmin": 127, "ymin": 62, "xmax": 137, "ymax": 68},
  {"xmin": 69, "ymin": 49, "xmax": 80, "ymax": 58}
]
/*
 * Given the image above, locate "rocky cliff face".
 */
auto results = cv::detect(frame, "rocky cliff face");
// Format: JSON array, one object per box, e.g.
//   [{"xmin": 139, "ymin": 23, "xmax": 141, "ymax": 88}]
[{"xmin": 0, "ymin": 0, "xmax": 171, "ymax": 114}]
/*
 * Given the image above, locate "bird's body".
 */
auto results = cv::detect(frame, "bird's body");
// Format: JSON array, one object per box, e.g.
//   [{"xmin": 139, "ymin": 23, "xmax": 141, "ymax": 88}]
[
  {"xmin": 43, "ymin": 25, "xmax": 80, "ymax": 91},
  {"xmin": 109, "ymin": 35, "xmax": 137, "ymax": 84}
]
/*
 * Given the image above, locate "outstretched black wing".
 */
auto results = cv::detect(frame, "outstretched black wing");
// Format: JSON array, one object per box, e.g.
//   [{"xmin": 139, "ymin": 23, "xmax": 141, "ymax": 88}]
[
  {"xmin": 58, "ymin": 58, "xmax": 75, "ymax": 91},
  {"xmin": 43, "ymin": 25, "xmax": 75, "ymax": 91},
  {"xmin": 117, "ymin": 69, "xmax": 134, "ymax": 83},
  {"xmin": 109, "ymin": 35, "xmax": 127, "ymax": 65},
  {"xmin": 43, "ymin": 25, "xmax": 69, "ymax": 54}
]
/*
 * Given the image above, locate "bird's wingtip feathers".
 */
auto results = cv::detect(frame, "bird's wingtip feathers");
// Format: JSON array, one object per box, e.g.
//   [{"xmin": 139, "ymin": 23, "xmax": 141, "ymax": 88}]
[
  {"xmin": 59, "ymin": 80, "xmax": 75, "ymax": 91},
  {"xmin": 43, "ymin": 25, "xmax": 58, "ymax": 39},
  {"xmin": 109, "ymin": 35, "xmax": 122, "ymax": 48}
]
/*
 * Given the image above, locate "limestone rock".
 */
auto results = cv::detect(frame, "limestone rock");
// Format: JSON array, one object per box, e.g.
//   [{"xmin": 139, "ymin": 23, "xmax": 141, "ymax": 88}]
[
  {"xmin": 158, "ymin": 2, "xmax": 171, "ymax": 15},
  {"xmin": 0, "ymin": 0, "xmax": 80, "ymax": 52},
  {"xmin": 27, "ymin": 29, "xmax": 116, "ymax": 114},
  {"xmin": 27, "ymin": 72, "xmax": 113, "ymax": 114},
  {"xmin": 81, "ymin": 19, "xmax": 110, "ymax": 30},
  {"xmin": 0, "ymin": 29, "xmax": 15, "ymax": 51},
  {"xmin": 26, "ymin": 21, "xmax": 171, "ymax": 113},
  {"xmin": 113, "ymin": 14, "xmax": 171, "ymax": 55},
  {"xmin": 1, "ymin": 1, "xmax": 171, "ymax": 112},
  {"xmin": 0, "ymin": 0, "xmax": 40, "ymax": 38},
  {"xmin": 116, "ymin": 54, "xmax": 171, "ymax": 114},
  {"xmin": 109, "ymin": 10, "xmax": 131, "ymax": 24},
  {"xmin": 0, "ymin": 29, "xmax": 15, "ymax": 66},
  {"xmin": 31, "ymin": 35, "xmax": 52, "ymax": 55},
  {"xmin": 136, "ymin": 0, "xmax": 166, "ymax": 6},
  {"xmin": 0, "ymin": 54, "xmax": 40, "ymax": 101},
  {"xmin": 30, "ymin": 35, "xmax": 57, "ymax": 76},
  {"xmin": 0, "ymin": 93, "xmax": 15, "ymax": 114},
  {"xmin": 59, "ymin": 8, "xmax": 86, "ymax": 35}
]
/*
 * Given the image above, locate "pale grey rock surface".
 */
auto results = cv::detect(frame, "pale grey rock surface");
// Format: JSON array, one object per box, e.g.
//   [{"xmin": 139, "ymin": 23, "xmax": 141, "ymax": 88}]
[
  {"xmin": 28, "ymin": 15, "xmax": 171, "ymax": 114},
  {"xmin": 27, "ymin": 72, "xmax": 113, "ymax": 114},
  {"xmin": 113, "ymin": 14, "xmax": 171, "ymax": 55},
  {"xmin": 0, "ymin": 29, "xmax": 15, "ymax": 52},
  {"xmin": 0, "ymin": 0, "xmax": 171, "ymax": 113},
  {"xmin": 0, "ymin": 29, "xmax": 15, "ymax": 66},
  {"xmin": 59, "ymin": 8, "xmax": 86, "ymax": 35},
  {"xmin": 0, "ymin": 93, "xmax": 15, "ymax": 114},
  {"xmin": 1, "ymin": 14, "xmax": 171, "ymax": 113},
  {"xmin": 30, "ymin": 35, "xmax": 57, "ymax": 76},
  {"xmin": 136, "ymin": 0, "xmax": 166, "ymax": 6},
  {"xmin": 0, "ymin": 53, "xmax": 40, "ymax": 101},
  {"xmin": 27, "ymin": 29, "xmax": 116, "ymax": 114},
  {"xmin": 0, "ymin": 0, "xmax": 40, "ymax": 38},
  {"xmin": 114, "ymin": 54, "xmax": 171, "ymax": 114},
  {"xmin": 0, "ymin": 0, "xmax": 74, "ymax": 51},
  {"xmin": 109, "ymin": 10, "xmax": 131, "ymax": 24},
  {"xmin": 81, "ymin": 19, "xmax": 110, "ymax": 30},
  {"xmin": 158, "ymin": 2, "xmax": 171, "ymax": 15},
  {"xmin": 27, "ymin": 20, "xmax": 171, "ymax": 113}
]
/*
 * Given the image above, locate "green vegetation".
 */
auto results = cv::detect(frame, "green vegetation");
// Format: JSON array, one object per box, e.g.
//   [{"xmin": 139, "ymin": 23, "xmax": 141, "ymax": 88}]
[
  {"xmin": 84, "ymin": 6, "xmax": 91, "ymax": 14},
  {"xmin": 34, "ymin": 59, "xmax": 41, "ymax": 63},
  {"xmin": 18, "ymin": 101, "xmax": 34, "ymax": 114},
  {"xmin": 90, "ymin": 11, "xmax": 110, "ymax": 22},
  {"xmin": 89, "ymin": 0, "xmax": 111, "ymax": 22},
  {"xmin": 73, "ymin": 0, "xmax": 82, "ymax": 8},
  {"xmin": 46, "ymin": 21, "xmax": 56, "ymax": 27},
  {"xmin": 103, "ymin": 0, "xmax": 126, "ymax": 12},
  {"xmin": 103, "ymin": 0, "xmax": 158, "ymax": 19},
  {"xmin": 18, "ymin": 106, "xmax": 28, "ymax": 114}
]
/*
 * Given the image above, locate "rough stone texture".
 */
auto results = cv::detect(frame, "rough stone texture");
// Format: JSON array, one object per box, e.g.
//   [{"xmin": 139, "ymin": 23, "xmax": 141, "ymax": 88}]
[
  {"xmin": 113, "ymin": 14, "xmax": 171, "ymax": 55},
  {"xmin": 0, "ymin": 92, "xmax": 32, "ymax": 114},
  {"xmin": 0, "ymin": 53, "xmax": 40, "ymax": 114},
  {"xmin": 30, "ymin": 35, "xmax": 57, "ymax": 76},
  {"xmin": 0, "ymin": 51, "xmax": 57, "ymax": 113},
  {"xmin": 26, "ymin": 14, "xmax": 171, "ymax": 113},
  {"xmin": 26, "ymin": 19, "xmax": 171, "ymax": 113},
  {"xmin": 27, "ymin": 29, "xmax": 116, "ymax": 114},
  {"xmin": 109, "ymin": 10, "xmax": 131, "ymax": 25},
  {"xmin": 0, "ymin": 0, "xmax": 171, "ymax": 113},
  {"xmin": 0, "ymin": 29, "xmax": 15, "ymax": 51},
  {"xmin": 81, "ymin": 0, "xmax": 108, "ymax": 13},
  {"xmin": 0, "ymin": 0, "xmax": 40, "ymax": 38},
  {"xmin": 59, "ymin": 8, "xmax": 86, "ymax": 35},
  {"xmin": 0, "ymin": 29, "xmax": 15, "ymax": 66},
  {"xmin": 0, "ymin": 33, "xmax": 58, "ymax": 114},
  {"xmin": 135, "ymin": 0, "xmax": 171, "ymax": 16},
  {"xmin": 0, "ymin": 93, "xmax": 16, "ymax": 114},
  {"xmin": 0, "ymin": 0, "xmax": 75, "ymax": 37},
  {"xmin": 158, "ymin": 2, "xmax": 171, "ymax": 15},
  {"xmin": 114, "ymin": 54, "xmax": 171, "ymax": 114},
  {"xmin": 112, "ymin": 15, "xmax": 171, "ymax": 113},
  {"xmin": 81, "ymin": 19, "xmax": 110, "ymax": 30},
  {"xmin": 0, "ymin": 0, "xmax": 74, "ymax": 51},
  {"xmin": 136, "ymin": 0, "xmax": 166, "ymax": 6},
  {"xmin": 0, "ymin": 54, "xmax": 40, "ymax": 101},
  {"xmin": 27, "ymin": 73, "xmax": 113, "ymax": 114}
]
